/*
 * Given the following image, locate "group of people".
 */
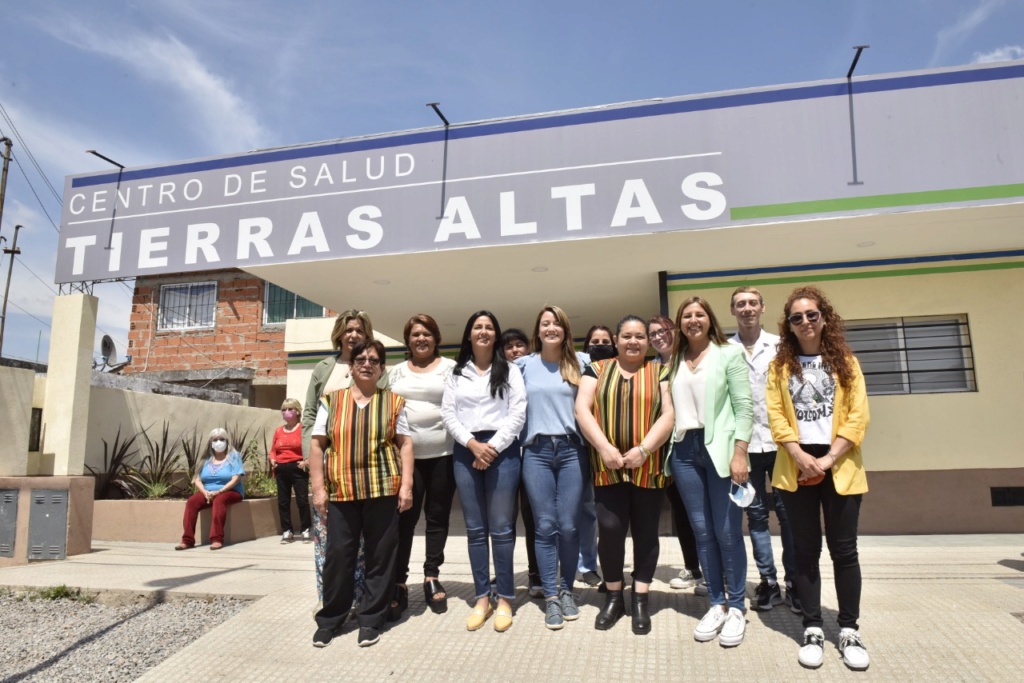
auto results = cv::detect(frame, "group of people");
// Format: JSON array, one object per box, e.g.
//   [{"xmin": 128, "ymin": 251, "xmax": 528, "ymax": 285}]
[{"xmin": 175, "ymin": 284, "xmax": 871, "ymax": 671}]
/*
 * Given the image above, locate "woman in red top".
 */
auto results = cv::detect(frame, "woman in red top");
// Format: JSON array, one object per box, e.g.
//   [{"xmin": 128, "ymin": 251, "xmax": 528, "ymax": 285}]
[{"xmin": 271, "ymin": 398, "xmax": 311, "ymax": 542}]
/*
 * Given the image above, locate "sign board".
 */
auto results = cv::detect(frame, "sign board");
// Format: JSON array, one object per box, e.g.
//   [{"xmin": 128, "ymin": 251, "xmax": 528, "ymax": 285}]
[{"xmin": 57, "ymin": 62, "xmax": 1024, "ymax": 283}]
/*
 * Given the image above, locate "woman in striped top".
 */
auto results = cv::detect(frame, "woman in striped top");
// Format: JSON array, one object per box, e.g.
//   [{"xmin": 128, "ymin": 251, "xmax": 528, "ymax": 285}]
[
  {"xmin": 574, "ymin": 315, "xmax": 675, "ymax": 635},
  {"xmin": 309, "ymin": 339, "xmax": 414, "ymax": 649}
]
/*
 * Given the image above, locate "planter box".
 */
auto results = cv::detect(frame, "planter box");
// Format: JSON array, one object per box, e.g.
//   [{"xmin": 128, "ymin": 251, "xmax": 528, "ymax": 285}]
[{"xmin": 93, "ymin": 498, "xmax": 299, "ymax": 544}]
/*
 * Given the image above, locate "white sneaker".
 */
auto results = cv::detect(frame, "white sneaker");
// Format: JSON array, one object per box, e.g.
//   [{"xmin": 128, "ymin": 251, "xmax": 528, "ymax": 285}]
[
  {"xmin": 839, "ymin": 628, "xmax": 870, "ymax": 670},
  {"xmin": 798, "ymin": 627, "xmax": 825, "ymax": 668},
  {"xmin": 281, "ymin": 531, "xmax": 294, "ymax": 544},
  {"xmin": 694, "ymin": 582, "xmax": 709, "ymax": 596},
  {"xmin": 718, "ymin": 607, "xmax": 746, "ymax": 647},
  {"xmin": 301, "ymin": 529, "xmax": 311, "ymax": 542},
  {"xmin": 693, "ymin": 606, "xmax": 728, "ymax": 642},
  {"xmin": 669, "ymin": 568, "xmax": 700, "ymax": 590}
]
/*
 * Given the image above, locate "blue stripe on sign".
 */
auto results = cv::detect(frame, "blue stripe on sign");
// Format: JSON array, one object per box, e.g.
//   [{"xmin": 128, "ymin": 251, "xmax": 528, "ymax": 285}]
[
  {"xmin": 73, "ymin": 63, "xmax": 1024, "ymax": 189},
  {"xmin": 666, "ymin": 248, "xmax": 1024, "ymax": 281}
]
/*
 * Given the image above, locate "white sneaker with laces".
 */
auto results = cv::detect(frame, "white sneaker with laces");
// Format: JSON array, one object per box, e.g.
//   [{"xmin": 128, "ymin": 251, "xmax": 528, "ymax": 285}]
[
  {"xmin": 799, "ymin": 627, "xmax": 825, "ymax": 668},
  {"xmin": 718, "ymin": 607, "xmax": 746, "ymax": 647},
  {"xmin": 669, "ymin": 568, "xmax": 699, "ymax": 590},
  {"xmin": 281, "ymin": 530, "xmax": 294, "ymax": 543},
  {"xmin": 693, "ymin": 606, "xmax": 728, "ymax": 642},
  {"xmin": 839, "ymin": 628, "xmax": 870, "ymax": 670}
]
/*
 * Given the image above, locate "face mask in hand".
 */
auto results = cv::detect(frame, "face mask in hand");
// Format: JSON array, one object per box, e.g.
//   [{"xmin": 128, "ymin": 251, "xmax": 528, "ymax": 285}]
[{"xmin": 729, "ymin": 481, "xmax": 756, "ymax": 508}]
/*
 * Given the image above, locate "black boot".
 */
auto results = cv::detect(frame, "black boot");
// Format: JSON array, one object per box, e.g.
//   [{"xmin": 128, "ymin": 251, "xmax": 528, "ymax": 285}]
[
  {"xmin": 631, "ymin": 591, "xmax": 651, "ymax": 635},
  {"xmin": 594, "ymin": 589, "xmax": 625, "ymax": 630}
]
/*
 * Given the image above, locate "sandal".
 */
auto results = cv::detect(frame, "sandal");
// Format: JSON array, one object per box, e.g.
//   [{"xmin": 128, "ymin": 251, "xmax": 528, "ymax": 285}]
[
  {"xmin": 174, "ymin": 543, "xmax": 193, "ymax": 551},
  {"xmin": 386, "ymin": 584, "xmax": 408, "ymax": 622},
  {"xmin": 424, "ymin": 579, "xmax": 448, "ymax": 614},
  {"xmin": 210, "ymin": 542, "xmax": 223, "ymax": 550}
]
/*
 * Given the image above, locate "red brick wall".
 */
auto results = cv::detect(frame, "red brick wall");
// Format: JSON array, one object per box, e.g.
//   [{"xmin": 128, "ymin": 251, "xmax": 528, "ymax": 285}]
[{"xmin": 125, "ymin": 270, "xmax": 287, "ymax": 381}]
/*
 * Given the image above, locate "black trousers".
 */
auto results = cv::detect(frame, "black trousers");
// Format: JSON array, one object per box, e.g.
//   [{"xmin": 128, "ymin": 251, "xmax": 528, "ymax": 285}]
[
  {"xmin": 595, "ymin": 482, "xmax": 665, "ymax": 584},
  {"xmin": 666, "ymin": 481, "xmax": 701, "ymax": 574},
  {"xmin": 779, "ymin": 448, "xmax": 862, "ymax": 630},
  {"xmin": 316, "ymin": 496, "xmax": 399, "ymax": 631},
  {"xmin": 513, "ymin": 480, "xmax": 539, "ymax": 579},
  {"xmin": 274, "ymin": 461, "xmax": 311, "ymax": 534},
  {"xmin": 395, "ymin": 455, "xmax": 457, "ymax": 583}
]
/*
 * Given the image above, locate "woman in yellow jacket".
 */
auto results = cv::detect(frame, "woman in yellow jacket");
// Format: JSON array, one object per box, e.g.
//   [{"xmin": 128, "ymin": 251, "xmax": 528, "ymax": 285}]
[{"xmin": 767, "ymin": 286, "xmax": 870, "ymax": 672}]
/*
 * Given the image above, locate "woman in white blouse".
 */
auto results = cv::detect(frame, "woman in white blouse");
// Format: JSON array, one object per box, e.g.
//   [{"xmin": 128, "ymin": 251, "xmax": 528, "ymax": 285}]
[
  {"xmin": 441, "ymin": 310, "xmax": 526, "ymax": 633},
  {"xmin": 387, "ymin": 314, "xmax": 458, "ymax": 618}
]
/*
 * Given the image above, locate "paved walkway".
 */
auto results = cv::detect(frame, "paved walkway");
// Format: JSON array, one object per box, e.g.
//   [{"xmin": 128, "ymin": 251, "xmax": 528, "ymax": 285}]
[{"xmin": 2, "ymin": 533, "xmax": 1023, "ymax": 682}]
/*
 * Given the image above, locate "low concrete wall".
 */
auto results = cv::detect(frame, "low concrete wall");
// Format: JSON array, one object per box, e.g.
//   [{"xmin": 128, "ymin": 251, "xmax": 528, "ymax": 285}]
[{"xmin": 92, "ymin": 497, "xmax": 302, "ymax": 544}]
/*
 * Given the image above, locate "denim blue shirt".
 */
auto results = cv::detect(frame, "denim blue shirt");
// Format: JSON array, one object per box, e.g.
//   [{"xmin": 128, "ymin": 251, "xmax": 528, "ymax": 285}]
[{"xmin": 515, "ymin": 352, "xmax": 589, "ymax": 447}]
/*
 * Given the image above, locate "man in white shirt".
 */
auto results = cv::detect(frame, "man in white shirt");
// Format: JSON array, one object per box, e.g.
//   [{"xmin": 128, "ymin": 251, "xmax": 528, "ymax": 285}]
[{"xmin": 728, "ymin": 286, "xmax": 797, "ymax": 613}]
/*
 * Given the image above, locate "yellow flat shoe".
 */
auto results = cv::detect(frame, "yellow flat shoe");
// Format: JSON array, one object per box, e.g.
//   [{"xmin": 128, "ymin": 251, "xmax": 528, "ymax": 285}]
[
  {"xmin": 466, "ymin": 603, "xmax": 493, "ymax": 631},
  {"xmin": 493, "ymin": 605, "xmax": 513, "ymax": 632}
]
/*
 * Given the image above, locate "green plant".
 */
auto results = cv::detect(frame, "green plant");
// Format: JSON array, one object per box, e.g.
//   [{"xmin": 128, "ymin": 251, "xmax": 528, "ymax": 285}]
[
  {"xmin": 123, "ymin": 421, "xmax": 183, "ymax": 498},
  {"xmin": 180, "ymin": 424, "xmax": 204, "ymax": 478},
  {"xmin": 86, "ymin": 426, "xmax": 143, "ymax": 500},
  {"xmin": 241, "ymin": 434, "xmax": 277, "ymax": 498},
  {"xmin": 29, "ymin": 585, "xmax": 95, "ymax": 603}
]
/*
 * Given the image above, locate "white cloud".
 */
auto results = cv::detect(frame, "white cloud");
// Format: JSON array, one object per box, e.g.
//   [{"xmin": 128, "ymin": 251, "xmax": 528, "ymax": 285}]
[
  {"xmin": 42, "ymin": 20, "xmax": 269, "ymax": 153},
  {"xmin": 971, "ymin": 44, "xmax": 1024, "ymax": 63},
  {"xmin": 930, "ymin": 0, "xmax": 1008, "ymax": 66}
]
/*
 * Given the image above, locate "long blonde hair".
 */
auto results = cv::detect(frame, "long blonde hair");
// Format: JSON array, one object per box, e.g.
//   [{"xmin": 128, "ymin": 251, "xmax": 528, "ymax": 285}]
[{"xmin": 530, "ymin": 305, "xmax": 581, "ymax": 385}]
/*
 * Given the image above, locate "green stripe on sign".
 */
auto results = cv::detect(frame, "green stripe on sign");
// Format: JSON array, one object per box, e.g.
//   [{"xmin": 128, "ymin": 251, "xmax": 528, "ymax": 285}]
[
  {"xmin": 666, "ymin": 260, "xmax": 1024, "ymax": 291},
  {"xmin": 730, "ymin": 183, "xmax": 1024, "ymax": 220}
]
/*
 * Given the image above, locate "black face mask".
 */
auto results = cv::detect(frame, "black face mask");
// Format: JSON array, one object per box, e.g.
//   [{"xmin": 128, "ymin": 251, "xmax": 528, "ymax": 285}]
[{"xmin": 587, "ymin": 344, "xmax": 617, "ymax": 361}]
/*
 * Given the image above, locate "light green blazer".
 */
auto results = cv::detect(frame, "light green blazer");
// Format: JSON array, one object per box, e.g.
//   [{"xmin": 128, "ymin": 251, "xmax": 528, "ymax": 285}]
[{"xmin": 668, "ymin": 343, "xmax": 754, "ymax": 479}]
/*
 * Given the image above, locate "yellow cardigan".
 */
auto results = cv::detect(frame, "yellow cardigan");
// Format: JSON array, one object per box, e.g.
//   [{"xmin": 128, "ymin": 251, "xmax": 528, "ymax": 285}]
[{"xmin": 767, "ymin": 356, "xmax": 870, "ymax": 495}]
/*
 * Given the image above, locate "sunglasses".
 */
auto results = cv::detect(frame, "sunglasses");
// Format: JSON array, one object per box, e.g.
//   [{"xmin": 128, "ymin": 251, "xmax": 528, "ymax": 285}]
[
  {"xmin": 352, "ymin": 357, "xmax": 382, "ymax": 366},
  {"xmin": 788, "ymin": 310, "xmax": 821, "ymax": 326}
]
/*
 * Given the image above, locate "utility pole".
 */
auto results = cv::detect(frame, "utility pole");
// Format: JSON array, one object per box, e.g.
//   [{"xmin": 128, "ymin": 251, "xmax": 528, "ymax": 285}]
[
  {"xmin": 0, "ymin": 137, "xmax": 12, "ymax": 238},
  {"xmin": 0, "ymin": 223, "xmax": 22, "ymax": 357}
]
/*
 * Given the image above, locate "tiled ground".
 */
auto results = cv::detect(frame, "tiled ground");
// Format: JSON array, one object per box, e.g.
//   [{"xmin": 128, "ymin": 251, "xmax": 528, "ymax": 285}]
[{"xmin": 2, "ymin": 534, "xmax": 1023, "ymax": 682}]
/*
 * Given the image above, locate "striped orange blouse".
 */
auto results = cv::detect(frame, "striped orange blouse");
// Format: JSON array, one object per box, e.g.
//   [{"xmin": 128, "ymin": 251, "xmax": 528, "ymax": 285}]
[
  {"xmin": 584, "ymin": 359, "xmax": 670, "ymax": 489},
  {"xmin": 321, "ymin": 388, "xmax": 406, "ymax": 502}
]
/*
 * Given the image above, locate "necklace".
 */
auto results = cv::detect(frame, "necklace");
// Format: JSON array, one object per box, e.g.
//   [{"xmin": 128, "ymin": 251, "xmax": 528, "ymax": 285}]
[{"xmin": 685, "ymin": 345, "xmax": 709, "ymax": 371}]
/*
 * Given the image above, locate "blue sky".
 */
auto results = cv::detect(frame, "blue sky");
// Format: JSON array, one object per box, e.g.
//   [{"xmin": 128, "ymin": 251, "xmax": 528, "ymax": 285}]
[{"xmin": 0, "ymin": 0, "xmax": 1021, "ymax": 365}]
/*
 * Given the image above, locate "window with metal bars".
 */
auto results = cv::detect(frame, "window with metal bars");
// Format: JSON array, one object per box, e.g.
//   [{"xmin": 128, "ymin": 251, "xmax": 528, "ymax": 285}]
[
  {"xmin": 157, "ymin": 282, "xmax": 217, "ymax": 330},
  {"xmin": 263, "ymin": 282, "xmax": 325, "ymax": 324},
  {"xmin": 845, "ymin": 315, "xmax": 976, "ymax": 395}
]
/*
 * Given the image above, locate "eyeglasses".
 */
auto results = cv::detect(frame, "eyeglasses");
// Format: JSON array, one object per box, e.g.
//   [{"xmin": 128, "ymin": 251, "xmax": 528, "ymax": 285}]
[
  {"xmin": 787, "ymin": 310, "xmax": 821, "ymax": 326},
  {"xmin": 649, "ymin": 328, "xmax": 671, "ymax": 340},
  {"xmin": 352, "ymin": 357, "xmax": 382, "ymax": 366}
]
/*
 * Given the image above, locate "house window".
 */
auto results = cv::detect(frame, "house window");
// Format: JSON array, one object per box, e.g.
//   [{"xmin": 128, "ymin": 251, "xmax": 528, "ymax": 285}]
[
  {"xmin": 263, "ymin": 283, "xmax": 325, "ymax": 324},
  {"xmin": 845, "ymin": 315, "xmax": 976, "ymax": 395},
  {"xmin": 157, "ymin": 282, "xmax": 217, "ymax": 330}
]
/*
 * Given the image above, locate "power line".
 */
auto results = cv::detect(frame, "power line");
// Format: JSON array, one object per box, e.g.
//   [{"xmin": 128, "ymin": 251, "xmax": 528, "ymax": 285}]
[
  {"xmin": 6, "ymin": 154, "xmax": 60, "ymax": 234},
  {"xmin": 15, "ymin": 258, "xmax": 57, "ymax": 295},
  {"xmin": 3, "ymin": 297, "xmax": 50, "ymax": 329},
  {"xmin": 0, "ymin": 101, "xmax": 62, "ymax": 204}
]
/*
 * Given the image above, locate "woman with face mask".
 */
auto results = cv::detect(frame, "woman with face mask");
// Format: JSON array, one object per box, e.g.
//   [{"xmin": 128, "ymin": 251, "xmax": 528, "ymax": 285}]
[
  {"xmin": 666, "ymin": 297, "xmax": 753, "ymax": 648},
  {"xmin": 271, "ymin": 398, "xmax": 311, "ymax": 543},
  {"xmin": 175, "ymin": 428, "xmax": 245, "ymax": 550}
]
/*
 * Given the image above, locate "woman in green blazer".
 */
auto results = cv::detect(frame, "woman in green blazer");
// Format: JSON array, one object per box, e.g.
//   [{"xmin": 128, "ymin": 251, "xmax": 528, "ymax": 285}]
[{"xmin": 667, "ymin": 296, "xmax": 754, "ymax": 648}]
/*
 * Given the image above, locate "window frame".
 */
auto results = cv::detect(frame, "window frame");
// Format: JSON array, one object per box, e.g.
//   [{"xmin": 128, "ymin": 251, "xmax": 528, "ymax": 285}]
[
  {"xmin": 262, "ymin": 281, "xmax": 326, "ymax": 325},
  {"xmin": 156, "ymin": 281, "xmax": 218, "ymax": 331},
  {"xmin": 845, "ymin": 314, "xmax": 976, "ymax": 395}
]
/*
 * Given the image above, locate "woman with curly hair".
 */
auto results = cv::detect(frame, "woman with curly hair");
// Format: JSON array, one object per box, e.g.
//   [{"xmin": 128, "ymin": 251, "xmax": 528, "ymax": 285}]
[{"xmin": 767, "ymin": 286, "xmax": 870, "ymax": 671}]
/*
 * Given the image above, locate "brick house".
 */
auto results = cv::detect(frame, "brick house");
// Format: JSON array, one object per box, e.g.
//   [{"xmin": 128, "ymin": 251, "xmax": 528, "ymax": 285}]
[{"xmin": 125, "ymin": 268, "xmax": 331, "ymax": 408}]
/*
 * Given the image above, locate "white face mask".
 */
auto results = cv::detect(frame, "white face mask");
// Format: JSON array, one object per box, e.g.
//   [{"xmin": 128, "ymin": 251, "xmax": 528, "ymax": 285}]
[
  {"xmin": 211, "ymin": 439, "xmax": 228, "ymax": 453},
  {"xmin": 729, "ymin": 481, "xmax": 756, "ymax": 508}
]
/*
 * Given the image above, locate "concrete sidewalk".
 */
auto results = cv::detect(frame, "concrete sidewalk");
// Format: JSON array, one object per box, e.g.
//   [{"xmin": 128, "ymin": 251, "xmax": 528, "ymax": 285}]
[{"xmin": 2, "ymin": 533, "xmax": 1022, "ymax": 682}]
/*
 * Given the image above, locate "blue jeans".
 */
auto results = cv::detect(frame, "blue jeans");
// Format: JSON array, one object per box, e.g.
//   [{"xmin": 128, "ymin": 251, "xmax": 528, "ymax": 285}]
[
  {"xmin": 746, "ymin": 451, "xmax": 795, "ymax": 584},
  {"xmin": 522, "ymin": 435, "xmax": 586, "ymax": 598},
  {"xmin": 670, "ymin": 430, "xmax": 747, "ymax": 612},
  {"xmin": 577, "ymin": 473, "xmax": 599, "ymax": 573},
  {"xmin": 453, "ymin": 432, "xmax": 521, "ymax": 600}
]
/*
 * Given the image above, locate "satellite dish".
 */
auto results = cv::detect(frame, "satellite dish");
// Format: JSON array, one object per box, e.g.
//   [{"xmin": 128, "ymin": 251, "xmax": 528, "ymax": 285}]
[{"xmin": 100, "ymin": 335, "xmax": 117, "ymax": 366}]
